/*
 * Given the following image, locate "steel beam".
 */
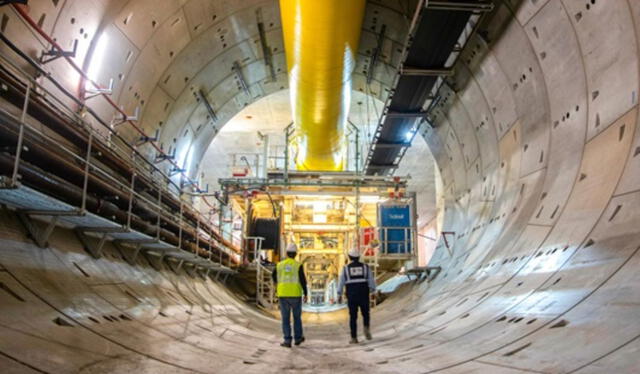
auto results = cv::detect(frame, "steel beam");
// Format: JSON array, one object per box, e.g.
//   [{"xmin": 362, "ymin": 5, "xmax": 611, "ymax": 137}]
[
  {"xmin": 232, "ymin": 61, "xmax": 250, "ymax": 95},
  {"xmin": 386, "ymin": 110, "xmax": 429, "ymax": 119},
  {"xmin": 367, "ymin": 24, "xmax": 387, "ymax": 84},
  {"xmin": 75, "ymin": 229, "xmax": 109, "ymax": 259},
  {"xmin": 425, "ymin": 1, "xmax": 494, "ymax": 12},
  {"xmin": 257, "ymin": 19, "xmax": 276, "ymax": 80},
  {"xmin": 114, "ymin": 242, "xmax": 142, "ymax": 266},
  {"xmin": 400, "ymin": 66, "xmax": 454, "ymax": 76},
  {"xmin": 374, "ymin": 142, "xmax": 412, "ymax": 149},
  {"xmin": 197, "ymin": 89, "xmax": 218, "ymax": 122},
  {"xmin": 17, "ymin": 213, "xmax": 58, "ymax": 248},
  {"xmin": 366, "ymin": 164, "xmax": 399, "ymax": 170}
]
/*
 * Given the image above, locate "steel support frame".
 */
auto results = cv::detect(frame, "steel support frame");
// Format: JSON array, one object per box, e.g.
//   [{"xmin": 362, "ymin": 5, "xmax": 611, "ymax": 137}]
[
  {"xmin": 257, "ymin": 14, "xmax": 276, "ymax": 81},
  {"xmin": 143, "ymin": 251, "xmax": 166, "ymax": 271},
  {"xmin": 425, "ymin": 1, "xmax": 494, "ymax": 12},
  {"xmin": 166, "ymin": 257, "xmax": 184, "ymax": 274},
  {"xmin": 385, "ymin": 110, "xmax": 429, "ymax": 119},
  {"xmin": 74, "ymin": 225, "xmax": 129, "ymax": 259},
  {"xmin": 232, "ymin": 61, "xmax": 250, "ymax": 95},
  {"xmin": 364, "ymin": 0, "xmax": 492, "ymax": 175},
  {"xmin": 0, "ymin": 48, "xmax": 240, "ymax": 272},
  {"xmin": 17, "ymin": 210, "xmax": 81, "ymax": 248},
  {"xmin": 114, "ymin": 242, "xmax": 143, "ymax": 266},
  {"xmin": 75, "ymin": 229, "xmax": 110, "ymax": 259},
  {"xmin": 366, "ymin": 24, "xmax": 387, "ymax": 84},
  {"xmin": 198, "ymin": 89, "xmax": 218, "ymax": 122},
  {"xmin": 283, "ymin": 122, "xmax": 294, "ymax": 184},
  {"xmin": 400, "ymin": 66, "xmax": 454, "ymax": 76}
]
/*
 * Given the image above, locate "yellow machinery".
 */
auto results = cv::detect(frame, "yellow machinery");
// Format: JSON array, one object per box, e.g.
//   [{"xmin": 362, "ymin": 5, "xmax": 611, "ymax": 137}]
[{"xmin": 280, "ymin": 0, "xmax": 366, "ymax": 171}]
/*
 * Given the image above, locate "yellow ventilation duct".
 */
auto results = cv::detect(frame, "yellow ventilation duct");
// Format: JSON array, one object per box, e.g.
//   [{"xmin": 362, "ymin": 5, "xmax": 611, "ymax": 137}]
[{"xmin": 280, "ymin": 0, "xmax": 366, "ymax": 171}]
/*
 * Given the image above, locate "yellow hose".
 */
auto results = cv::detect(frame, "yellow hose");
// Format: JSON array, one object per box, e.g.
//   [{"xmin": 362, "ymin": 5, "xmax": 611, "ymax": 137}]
[{"xmin": 280, "ymin": 0, "xmax": 366, "ymax": 171}]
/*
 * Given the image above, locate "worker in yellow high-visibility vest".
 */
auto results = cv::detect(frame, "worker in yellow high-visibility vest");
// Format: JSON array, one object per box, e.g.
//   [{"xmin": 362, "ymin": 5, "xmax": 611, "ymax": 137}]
[{"xmin": 272, "ymin": 243, "xmax": 308, "ymax": 347}]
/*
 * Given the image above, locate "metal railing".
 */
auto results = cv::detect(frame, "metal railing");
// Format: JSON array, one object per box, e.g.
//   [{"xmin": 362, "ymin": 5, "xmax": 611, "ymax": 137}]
[
  {"xmin": 377, "ymin": 226, "xmax": 416, "ymax": 256},
  {"xmin": 244, "ymin": 236, "xmax": 264, "ymax": 265},
  {"xmin": 0, "ymin": 38, "xmax": 241, "ymax": 269},
  {"xmin": 256, "ymin": 262, "xmax": 276, "ymax": 308}
]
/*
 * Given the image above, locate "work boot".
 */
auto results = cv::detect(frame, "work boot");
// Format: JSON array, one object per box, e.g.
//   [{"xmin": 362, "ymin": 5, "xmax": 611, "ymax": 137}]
[
  {"xmin": 280, "ymin": 341, "xmax": 292, "ymax": 348},
  {"xmin": 294, "ymin": 337, "xmax": 305, "ymax": 346},
  {"xmin": 349, "ymin": 338, "xmax": 358, "ymax": 344},
  {"xmin": 364, "ymin": 327, "xmax": 372, "ymax": 340}
]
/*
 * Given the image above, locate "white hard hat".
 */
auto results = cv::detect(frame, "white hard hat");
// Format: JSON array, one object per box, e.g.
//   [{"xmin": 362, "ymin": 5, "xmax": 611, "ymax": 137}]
[
  {"xmin": 348, "ymin": 247, "xmax": 360, "ymax": 258},
  {"xmin": 286, "ymin": 243, "xmax": 298, "ymax": 253}
]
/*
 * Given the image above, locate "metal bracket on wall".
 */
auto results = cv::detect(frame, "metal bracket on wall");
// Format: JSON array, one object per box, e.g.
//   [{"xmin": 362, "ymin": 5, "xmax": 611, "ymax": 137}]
[
  {"xmin": 17, "ymin": 209, "xmax": 82, "ymax": 248},
  {"xmin": 75, "ymin": 226, "xmax": 129, "ymax": 259},
  {"xmin": 136, "ymin": 129, "xmax": 159, "ymax": 146},
  {"xmin": 367, "ymin": 24, "xmax": 387, "ymax": 84},
  {"xmin": 232, "ymin": 61, "xmax": 251, "ymax": 96},
  {"xmin": 154, "ymin": 148, "xmax": 176, "ymax": 163},
  {"xmin": 441, "ymin": 231, "xmax": 455, "ymax": 257},
  {"xmin": 183, "ymin": 262, "xmax": 198, "ymax": 278},
  {"xmin": 166, "ymin": 257, "xmax": 184, "ymax": 274},
  {"xmin": 110, "ymin": 106, "xmax": 139, "ymax": 129},
  {"xmin": 40, "ymin": 39, "xmax": 78, "ymax": 65},
  {"xmin": 197, "ymin": 89, "xmax": 219, "ymax": 122},
  {"xmin": 221, "ymin": 272, "xmax": 231, "ymax": 284},
  {"xmin": 256, "ymin": 10, "xmax": 276, "ymax": 81},
  {"xmin": 143, "ymin": 251, "xmax": 165, "ymax": 271},
  {"xmin": 114, "ymin": 242, "xmax": 142, "ymax": 266},
  {"xmin": 84, "ymin": 78, "xmax": 113, "ymax": 100},
  {"xmin": 75, "ymin": 230, "xmax": 107, "ymax": 259}
]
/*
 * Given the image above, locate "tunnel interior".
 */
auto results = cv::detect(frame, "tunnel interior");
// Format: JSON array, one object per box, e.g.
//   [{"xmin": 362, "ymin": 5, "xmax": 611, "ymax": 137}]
[{"xmin": 0, "ymin": 0, "xmax": 640, "ymax": 373}]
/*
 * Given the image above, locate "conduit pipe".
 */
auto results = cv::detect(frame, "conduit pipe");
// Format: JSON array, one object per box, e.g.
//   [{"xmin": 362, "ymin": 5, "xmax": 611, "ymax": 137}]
[
  {"xmin": 0, "ymin": 33, "xmax": 240, "ymax": 254},
  {"xmin": 10, "ymin": 4, "xmax": 212, "ymax": 204},
  {"xmin": 0, "ymin": 71, "xmax": 237, "ymax": 264},
  {"xmin": 280, "ymin": 0, "xmax": 366, "ymax": 171}
]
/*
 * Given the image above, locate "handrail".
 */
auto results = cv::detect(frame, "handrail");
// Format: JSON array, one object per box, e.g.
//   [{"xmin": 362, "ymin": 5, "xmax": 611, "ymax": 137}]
[
  {"xmin": 0, "ymin": 41, "xmax": 240, "ymax": 265},
  {"xmin": 256, "ymin": 262, "xmax": 276, "ymax": 308},
  {"xmin": 377, "ymin": 226, "xmax": 415, "ymax": 255},
  {"xmin": 8, "ymin": 4, "xmax": 212, "ymax": 202},
  {"xmin": 0, "ymin": 28, "xmax": 243, "ymax": 256}
]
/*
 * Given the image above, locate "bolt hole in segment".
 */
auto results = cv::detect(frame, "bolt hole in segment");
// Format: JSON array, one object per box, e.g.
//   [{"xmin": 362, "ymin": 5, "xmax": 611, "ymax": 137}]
[{"xmin": 280, "ymin": 0, "xmax": 366, "ymax": 171}]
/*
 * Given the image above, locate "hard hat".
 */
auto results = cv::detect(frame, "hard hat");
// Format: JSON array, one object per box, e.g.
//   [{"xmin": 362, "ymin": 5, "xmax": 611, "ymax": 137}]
[
  {"xmin": 348, "ymin": 247, "xmax": 360, "ymax": 258},
  {"xmin": 286, "ymin": 243, "xmax": 298, "ymax": 253}
]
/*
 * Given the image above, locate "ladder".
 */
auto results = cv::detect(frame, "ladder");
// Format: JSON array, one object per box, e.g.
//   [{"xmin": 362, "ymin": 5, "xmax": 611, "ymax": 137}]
[{"xmin": 256, "ymin": 262, "xmax": 276, "ymax": 308}]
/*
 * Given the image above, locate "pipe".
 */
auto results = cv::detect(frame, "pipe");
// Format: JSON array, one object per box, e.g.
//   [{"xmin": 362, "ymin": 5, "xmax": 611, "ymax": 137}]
[
  {"xmin": 0, "ymin": 60, "xmax": 239, "ymax": 255},
  {"xmin": 9, "ymin": 5, "xmax": 210, "ymax": 202},
  {"xmin": 280, "ymin": 0, "xmax": 366, "ymax": 171},
  {"xmin": 0, "ymin": 82, "xmax": 239, "ymax": 265}
]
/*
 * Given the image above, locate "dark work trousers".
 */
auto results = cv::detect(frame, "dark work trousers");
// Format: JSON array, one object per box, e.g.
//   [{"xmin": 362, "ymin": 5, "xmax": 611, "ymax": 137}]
[
  {"xmin": 279, "ymin": 297, "xmax": 303, "ymax": 343},
  {"xmin": 347, "ymin": 292, "xmax": 370, "ymax": 339}
]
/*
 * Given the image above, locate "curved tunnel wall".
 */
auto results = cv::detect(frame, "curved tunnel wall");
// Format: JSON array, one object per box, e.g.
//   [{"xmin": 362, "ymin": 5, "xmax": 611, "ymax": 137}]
[
  {"xmin": 0, "ymin": 0, "xmax": 640, "ymax": 373},
  {"xmin": 0, "ymin": 0, "xmax": 407, "ymax": 184}
]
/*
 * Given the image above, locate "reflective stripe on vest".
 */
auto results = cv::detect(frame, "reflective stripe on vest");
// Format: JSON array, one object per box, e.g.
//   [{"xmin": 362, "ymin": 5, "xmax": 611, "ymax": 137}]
[
  {"xmin": 344, "ymin": 263, "xmax": 368, "ymax": 284},
  {"xmin": 276, "ymin": 258, "xmax": 303, "ymax": 297}
]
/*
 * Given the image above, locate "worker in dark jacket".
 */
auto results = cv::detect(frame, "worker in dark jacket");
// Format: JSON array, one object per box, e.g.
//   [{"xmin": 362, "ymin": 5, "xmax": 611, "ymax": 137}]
[
  {"xmin": 272, "ymin": 243, "xmax": 308, "ymax": 347},
  {"xmin": 338, "ymin": 247, "xmax": 376, "ymax": 344}
]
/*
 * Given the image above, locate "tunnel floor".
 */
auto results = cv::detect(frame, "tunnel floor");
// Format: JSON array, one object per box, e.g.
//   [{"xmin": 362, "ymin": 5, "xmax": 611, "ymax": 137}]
[
  {"xmin": 3, "ymin": 208, "xmax": 639, "ymax": 374},
  {"xmin": 0, "ymin": 220, "xmax": 400, "ymax": 374}
]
